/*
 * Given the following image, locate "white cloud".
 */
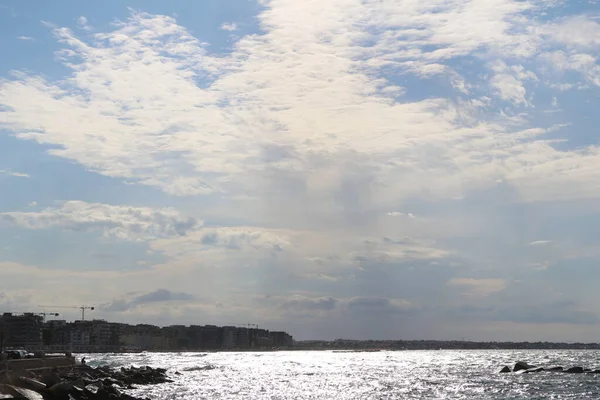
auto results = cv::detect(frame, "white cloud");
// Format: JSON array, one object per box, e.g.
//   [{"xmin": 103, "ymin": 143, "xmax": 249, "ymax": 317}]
[
  {"xmin": 528, "ymin": 240, "xmax": 553, "ymax": 246},
  {"xmin": 387, "ymin": 212, "xmax": 416, "ymax": 218},
  {"xmin": 489, "ymin": 61, "xmax": 537, "ymax": 105},
  {"xmin": 0, "ymin": 169, "xmax": 29, "ymax": 178},
  {"xmin": 76, "ymin": 16, "xmax": 92, "ymax": 31},
  {"xmin": 220, "ymin": 22, "xmax": 237, "ymax": 32},
  {"xmin": 2, "ymin": 4, "xmax": 596, "ymax": 205},
  {"xmin": 0, "ymin": 201, "xmax": 201, "ymax": 240},
  {"xmin": 546, "ymin": 16, "xmax": 600, "ymax": 49},
  {"xmin": 17, "ymin": 36, "xmax": 34, "ymax": 41}
]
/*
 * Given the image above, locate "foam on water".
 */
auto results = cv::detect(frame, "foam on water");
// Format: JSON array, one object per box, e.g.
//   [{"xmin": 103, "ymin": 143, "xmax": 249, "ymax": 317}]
[{"xmin": 83, "ymin": 350, "xmax": 600, "ymax": 399}]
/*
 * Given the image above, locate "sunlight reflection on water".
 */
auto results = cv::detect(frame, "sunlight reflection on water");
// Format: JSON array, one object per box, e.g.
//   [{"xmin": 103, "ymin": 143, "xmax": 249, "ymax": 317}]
[{"xmin": 84, "ymin": 350, "xmax": 600, "ymax": 399}]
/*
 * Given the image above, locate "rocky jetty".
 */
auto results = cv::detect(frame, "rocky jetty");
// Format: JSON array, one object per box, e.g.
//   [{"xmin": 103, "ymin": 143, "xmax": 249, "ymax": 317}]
[
  {"xmin": 499, "ymin": 361, "xmax": 600, "ymax": 374},
  {"xmin": 0, "ymin": 364, "xmax": 173, "ymax": 400}
]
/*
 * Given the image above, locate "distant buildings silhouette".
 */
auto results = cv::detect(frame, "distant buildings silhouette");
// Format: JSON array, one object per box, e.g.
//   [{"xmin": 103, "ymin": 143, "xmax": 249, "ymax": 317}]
[{"xmin": 0, "ymin": 312, "xmax": 293, "ymax": 352}]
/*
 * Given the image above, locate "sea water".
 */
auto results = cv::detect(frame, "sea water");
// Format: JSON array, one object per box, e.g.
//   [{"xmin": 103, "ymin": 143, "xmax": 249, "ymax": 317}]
[{"xmin": 85, "ymin": 350, "xmax": 600, "ymax": 399}]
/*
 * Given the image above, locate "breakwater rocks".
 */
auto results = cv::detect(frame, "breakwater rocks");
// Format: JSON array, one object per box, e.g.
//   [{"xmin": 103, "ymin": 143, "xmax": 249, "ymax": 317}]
[
  {"xmin": 0, "ymin": 364, "xmax": 173, "ymax": 400},
  {"xmin": 500, "ymin": 361, "xmax": 600, "ymax": 374}
]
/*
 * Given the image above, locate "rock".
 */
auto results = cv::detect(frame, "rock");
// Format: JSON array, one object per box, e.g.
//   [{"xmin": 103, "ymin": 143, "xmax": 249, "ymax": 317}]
[
  {"xmin": 499, "ymin": 366, "xmax": 511, "ymax": 373},
  {"xmin": 565, "ymin": 366, "xmax": 584, "ymax": 373},
  {"xmin": 515, "ymin": 369, "xmax": 529, "ymax": 374},
  {"xmin": 49, "ymin": 381, "xmax": 73, "ymax": 397},
  {"xmin": 513, "ymin": 361, "xmax": 535, "ymax": 372},
  {"xmin": 85, "ymin": 384, "xmax": 100, "ymax": 395},
  {"xmin": 17, "ymin": 377, "xmax": 45, "ymax": 392},
  {"xmin": 40, "ymin": 370, "xmax": 61, "ymax": 387},
  {"xmin": 589, "ymin": 369, "xmax": 600, "ymax": 374},
  {"xmin": 11, "ymin": 363, "xmax": 175, "ymax": 400},
  {"xmin": 526, "ymin": 367, "xmax": 545, "ymax": 373},
  {"xmin": 4, "ymin": 386, "xmax": 43, "ymax": 400},
  {"xmin": 547, "ymin": 366, "xmax": 563, "ymax": 372}
]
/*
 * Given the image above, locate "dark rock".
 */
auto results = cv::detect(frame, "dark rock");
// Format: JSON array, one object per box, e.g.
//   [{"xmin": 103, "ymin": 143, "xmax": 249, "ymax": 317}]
[
  {"xmin": 589, "ymin": 369, "xmax": 600, "ymax": 374},
  {"xmin": 565, "ymin": 366, "xmax": 584, "ymax": 373},
  {"xmin": 547, "ymin": 366, "xmax": 563, "ymax": 372},
  {"xmin": 40, "ymin": 370, "xmax": 61, "ymax": 387},
  {"xmin": 513, "ymin": 361, "xmax": 535, "ymax": 372},
  {"xmin": 49, "ymin": 381, "xmax": 73, "ymax": 396},
  {"xmin": 499, "ymin": 366, "xmax": 511, "ymax": 373},
  {"xmin": 0, "ymin": 363, "xmax": 173, "ymax": 400}
]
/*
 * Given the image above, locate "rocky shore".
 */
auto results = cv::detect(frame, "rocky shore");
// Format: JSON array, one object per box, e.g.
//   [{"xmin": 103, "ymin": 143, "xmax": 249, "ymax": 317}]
[
  {"xmin": 0, "ymin": 364, "xmax": 173, "ymax": 400},
  {"xmin": 500, "ymin": 361, "xmax": 600, "ymax": 374}
]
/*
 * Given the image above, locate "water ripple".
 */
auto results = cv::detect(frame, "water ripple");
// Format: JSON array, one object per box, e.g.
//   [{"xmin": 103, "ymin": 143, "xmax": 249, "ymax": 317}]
[{"xmin": 83, "ymin": 350, "xmax": 600, "ymax": 399}]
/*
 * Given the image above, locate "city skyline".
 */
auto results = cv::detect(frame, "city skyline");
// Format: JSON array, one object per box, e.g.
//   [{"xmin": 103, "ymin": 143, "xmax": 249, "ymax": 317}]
[
  {"xmin": 1, "ymin": 1, "xmax": 600, "ymax": 342},
  {"xmin": 0, "ymin": 311, "xmax": 293, "ymax": 352}
]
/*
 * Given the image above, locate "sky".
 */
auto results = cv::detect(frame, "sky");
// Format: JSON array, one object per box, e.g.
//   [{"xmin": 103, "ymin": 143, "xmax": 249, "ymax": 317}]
[{"xmin": 1, "ymin": 0, "xmax": 600, "ymax": 342}]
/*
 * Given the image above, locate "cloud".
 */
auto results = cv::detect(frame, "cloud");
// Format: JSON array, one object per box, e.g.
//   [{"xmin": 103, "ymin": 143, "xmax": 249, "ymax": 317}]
[
  {"xmin": 220, "ymin": 22, "xmax": 237, "ymax": 32},
  {"xmin": 545, "ymin": 16, "xmax": 600, "ymax": 50},
  {"xmin": 1, "ymin": 4, "xmax": 600, "ymax": 206},
  {"xmin": 0, "ymin": 169, "xmax": 29, "ymax": 178},
  {"xmin": 455, "ymin": 301, "xmax": 599, "ymax": 325},
  {"xmin": 447, "ymin": 278, "xmax": 506, "ymax": 297},
  {"xmin": 281, "ymin": 296, "xmax": 337, "ymax": 312},
  {"xmin": 528, "ymin": 240, "xmax": 553, "ymax": 246},
  {"xmin": 1, "ymin": 1, "xmax": 600, "ymax": 340},
  {"xmin": 76, "ymin": 16, "xmax": 92, "ymax": 31},
  {"xmin": 387, "ymin": 212, "xmax": 416, "ymax": 218},
  {"xmin": 17, "ymin": 36, "xmax": 34, "ymax": 41},
  {"xmin": 101, "ymin": 289, "xmax": 196, "ymax": 312},
  {"xmin": 346, "ymin": 297, "xmax": 414, "ymax": 314},
  {"xmin": 258, "ymin": 295, "xmax": 415, "ymax": 319},
  {"xmin": 0, "ymin": 201, "xmax": 201, "ymax": 240}
]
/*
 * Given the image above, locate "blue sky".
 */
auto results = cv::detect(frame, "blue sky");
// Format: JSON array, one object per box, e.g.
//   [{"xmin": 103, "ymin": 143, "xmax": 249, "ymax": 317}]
[{"xmin": 1, "ymin": 0, "xmax": 600, "ymax": 341}]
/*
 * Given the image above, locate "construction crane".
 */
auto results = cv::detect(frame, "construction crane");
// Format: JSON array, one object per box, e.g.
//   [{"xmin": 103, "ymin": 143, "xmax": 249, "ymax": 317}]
[
  {"xmin": 226, "ymin": 323, "xmax": 259, "ymax": 329},
  {"xmin": 39, "ymin": 305, "xmax": 95, "ymax": 321},
  {"xmin": 35, "ymin": 311, "xmax": 60, "ymax": 323},
  {"xmin": 0, "ymin": 311, "xmax": 59, "ymax": 323}
]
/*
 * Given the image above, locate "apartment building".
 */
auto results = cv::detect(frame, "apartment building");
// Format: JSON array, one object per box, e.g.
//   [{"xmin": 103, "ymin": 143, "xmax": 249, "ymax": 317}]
[{"xmin": 0, "ymin": 313, "xmax": 43, "ymax": 349}]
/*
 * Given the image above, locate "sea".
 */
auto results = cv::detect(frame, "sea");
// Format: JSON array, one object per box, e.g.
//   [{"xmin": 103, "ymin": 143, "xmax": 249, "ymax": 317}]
[{"xmin": 84, "ymin": 350, "xmax": 600, "ymax": 399}]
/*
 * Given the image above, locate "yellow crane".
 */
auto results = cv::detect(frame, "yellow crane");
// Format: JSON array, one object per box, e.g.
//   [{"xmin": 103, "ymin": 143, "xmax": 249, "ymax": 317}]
[{"xmin": 38, "ymin": 305, "xmax": 95, "ymax": 321}]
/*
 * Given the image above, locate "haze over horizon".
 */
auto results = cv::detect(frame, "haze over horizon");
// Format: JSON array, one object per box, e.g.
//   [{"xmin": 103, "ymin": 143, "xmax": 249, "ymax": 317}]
[{"xmin": 1, "ymin": 0, "xmax": 600, "ymax": 342}]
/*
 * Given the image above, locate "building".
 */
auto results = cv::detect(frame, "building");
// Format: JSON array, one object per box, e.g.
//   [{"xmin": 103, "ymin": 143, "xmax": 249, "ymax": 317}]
[
  {"xmin": 270, "ymin": 331, "xmax": 293, "ymax": 347},
  {"xmin": 250, "ymin": 328, "xmax": 274, "ymax": 347},
  {"xmin": 222, "ymin": 326, "xmax": 236, "ymax": 348},
  {"xmin": 119, "ymin": 324, "xmax": 170, "ymax": 351},
  {"xmin": 3, "ymin": 312, "xmax": 293, "ymax": 352},
  {"xmin": 200, "ymin": 325, "xmax": 222, "ymax": 349},
  {"xmin": 235, "ymin": 327, "xmax": 250, "ymax": 348},
  {"xmin": 188, "ymin": 325, "xmax": 203, "ymax": 349},
  {"xmin": 161, "ymin": 325, "xmax": 190, "ymax": 349},
  {"xmin": 0, "ymin": 313, "xmax": 44, "ymax": 350},
  {"xmin": 120, "ymin": 333, "xmax": 170, "ymax": 351},
  {"xmin": 70, "ymin": 321, "xmax": 91, "ymax": 347}
]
